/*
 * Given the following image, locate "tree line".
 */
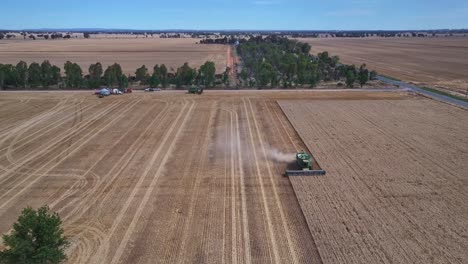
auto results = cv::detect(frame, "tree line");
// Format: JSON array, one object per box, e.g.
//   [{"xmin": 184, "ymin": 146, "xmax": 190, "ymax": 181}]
[
  {"xmin": 0, "ymin": 60, "xmax": 224, "ymax": 90},
  {"xmin": 236, "ymin": 36, "xmax": 376, "ymax": 88}
]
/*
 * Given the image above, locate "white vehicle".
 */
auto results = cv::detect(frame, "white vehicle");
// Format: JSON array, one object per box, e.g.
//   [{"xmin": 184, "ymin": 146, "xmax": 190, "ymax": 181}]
[{"xmin": 112, "ymin": 88, "xmax": 123, "ymax": 95}]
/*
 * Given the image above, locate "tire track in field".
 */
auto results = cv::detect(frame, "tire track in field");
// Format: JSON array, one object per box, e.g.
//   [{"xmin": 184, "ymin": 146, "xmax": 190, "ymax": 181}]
[
  {"xmin": 0, "ymin": 97, "xmax": 72, "ymax": 148},
  {"xmin": 0, "ymin": 99, "xmax": 139, "ymax": 211},
  {"xmin": 232, "ymin": 106, "xmax": 252, "ymax": 264},
  {"xmin": 3, "ymin": 100, "xmax": 98, "ymax": 167},
  {"xmin": 246, "ymin": 98, "xmax": 299, "ymax": 263},
  {"xmin": 0, "ymin": 100, "xmax": 122, "ymax": 185},
  {"xmin": 0, "ymin": 97, "xmax": 68, "ymax": 138},
  {"xmin": 59, "ymin": 99, "xmax": 171, "ymax": 225},
  {"xmin": 222, "ymin": 109, "xmax": 230, "ymax": 264},
  {"xmin": 63, "ymin": 100, "xmax": 173, "ymax": 263},
  {"xmin": 109, "ymin": 99, "xmax": 195, "ymax": 264},
  {"xmin": 242, "ymin": 98, "xmax": 280, "ymax": 264},
  {"xmin": 172, "ymin": 102, "xmax": 215, "ymax": 263},
  {"xmin": 49, "ymin": 100, "xmax": 167, "ymax": 216},
  {"xmin": 222, "ymin": 108, "xmax": 239, "ymax": 264},
  {"xmin": 89, "ymin": 99, "xmax": 193, "ymax": 263},
  {"xmin": 1, "ymin": 98, "xmax": 95, "ymax": 156}
]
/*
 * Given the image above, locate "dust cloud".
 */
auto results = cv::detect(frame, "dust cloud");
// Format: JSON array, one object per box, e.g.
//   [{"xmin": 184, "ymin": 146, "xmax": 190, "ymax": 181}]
[{"xmin": 266, "ymin": 147, "xmax": 295, "ymax": 163}]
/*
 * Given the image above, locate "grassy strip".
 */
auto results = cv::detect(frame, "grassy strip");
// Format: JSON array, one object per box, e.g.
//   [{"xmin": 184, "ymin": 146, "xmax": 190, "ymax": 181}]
[
  {"xmin": 379, "ymin": 74, "xmax": 402, "ymax": 81},
  {"xmin": 420, "ymin": 87, "xmax": 468, "ymax": 103}
]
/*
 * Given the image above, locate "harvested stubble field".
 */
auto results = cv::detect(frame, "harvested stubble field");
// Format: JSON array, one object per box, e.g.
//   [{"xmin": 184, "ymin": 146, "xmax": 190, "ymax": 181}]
[
  {"xmin": 298, "ymin": 37, "xmax": 468, "ymax": 94},
  {"xmin": 0, "ymin": 90, "xmax": 466, "ymax": 263},
  {"xmin": 0, "ymin": 38, "xmax": 227, "ymax": 74},
  {"xmin": 280, "ymin": 98, "xmax": 468, "ymax": 264}
]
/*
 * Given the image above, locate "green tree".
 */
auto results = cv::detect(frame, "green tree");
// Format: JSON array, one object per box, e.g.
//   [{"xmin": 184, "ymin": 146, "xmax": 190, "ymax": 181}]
[
  {"xmin": 50, "ymin": 66, "xmax": 61, "ymax": 87},
  {"xmin": 0, "ymin": 206, "xmax": 69, "ymax": 264},
  {"xmin": 135, "ymin": 65, "xmax": 149, "ymax": 84},
  {"xmin": 28, "ymin": 63, "xmax": 42, "ymax": 88},
  {"xmin": 88, "ymin": 63, "xmax": 103, "ymax": 88},
  {"xmin": 159, "ymin": 64, "xmax": 168, "ymax": 88},
  {"xmin": 176, "ymin": 63, "xmax": 196, "ymax": 87},
  {"xmin": 258, "ymin": 62, "xmax": 274, "ymax": 88},
  {"xmin": 64, "ymin": 61, "xmax": 83, "ymax": 89},
  {"xmin": 16, "ymin": 61, "xmax": 28, "ymax": 88},
  {"xmin": 41, "ymin": 60, "xmax": 62, "ymax": 87},
  {"xmin": 104, "ymin": 63, "xmax": 123, "ymax": 87},
  {"xmin": 0, "ymin": 64, "xmax": 7, "ymax": 89},
  {"xmin": 346, "ymin": 69, "xmax": 356, "ymax": 88},
  {"xmin": 149, "ymin": 74, "xmax": 160, "ymax": 88},
  {"xmin": 240, "ymin": 68, "xmax": 248, "ymax": 85},
  {"xmin": 40, "ymin": 61, "xmax": 54, "ymax": 87},
  {"xmin": 0, "ymin": 64, "xmax": 16, "ymax": 88},
  {"xmin": 199, "ymin": 61, "xmax": 216, "ymax": 87},
  {"xmin": 119, "ymin": 75, "xmax": 129, "ymax": 89},
  {"xmin": 358, "ymin": 64, "xmax": 369, "ymax": 88}
]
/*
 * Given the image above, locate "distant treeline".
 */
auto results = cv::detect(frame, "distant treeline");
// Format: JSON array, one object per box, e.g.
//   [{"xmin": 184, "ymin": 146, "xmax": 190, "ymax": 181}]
[
  {"xmin": 2, "ymin": 29, "xmax": 467, "ymax": 41},
  {"xmin": 236, "ymin": 36, "xmax": 376, "ymax": 88},
  {"xmin": 0, "ymin": 61, "xmax": 229, "ymax": 90},
  {"xmin": 0, "ymin": 32, "xmax": 74, "ymax": 40}
]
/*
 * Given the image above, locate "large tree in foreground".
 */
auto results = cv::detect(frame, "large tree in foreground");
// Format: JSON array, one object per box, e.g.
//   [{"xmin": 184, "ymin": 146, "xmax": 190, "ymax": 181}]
[{"xmin": 0, "ymin": 206, "xmax": 69, "ymax": 264}]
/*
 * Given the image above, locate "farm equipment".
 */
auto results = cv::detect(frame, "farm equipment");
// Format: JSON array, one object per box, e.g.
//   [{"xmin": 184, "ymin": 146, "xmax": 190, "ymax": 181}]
[
  {"xmin": 97, "ymin": 88, "xmax": 111, "ymax": 98},
  {"xmin": 285, "ymin": 151, "xmax": 326, "ymax": 176},
  {"xmin": 188, "ymin": 86, "xmax": 204, "ymax": 94}
]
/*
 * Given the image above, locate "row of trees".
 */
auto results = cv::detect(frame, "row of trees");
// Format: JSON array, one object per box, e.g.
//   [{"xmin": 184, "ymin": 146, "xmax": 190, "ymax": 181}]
[
  {"xmin": 135, "ymin": 61, "xmax": 221, "ymax": 88},
  {"xmin": 0, "ymin": 60, "xmax": 221, "ymax": 90},
  {"xmin": 237, "ymin": 36, "xmax": 375, "ymax": 88}
]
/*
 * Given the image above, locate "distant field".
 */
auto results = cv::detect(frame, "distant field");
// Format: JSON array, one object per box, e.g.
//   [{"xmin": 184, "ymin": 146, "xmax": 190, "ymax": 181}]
[
  {"xmin": 299, "ymin": 37, "xmax": 468, "ymax": 94},
  {"xmin": 0, "ymin": 38, "xmax": 228, "ymax": 74}
]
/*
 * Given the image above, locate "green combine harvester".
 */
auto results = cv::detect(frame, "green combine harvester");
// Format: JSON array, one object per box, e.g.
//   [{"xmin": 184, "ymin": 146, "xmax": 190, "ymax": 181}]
[
  {"xmin": 188, "ymin": 86, "xmax": 204, "ymax": 94},
  {"xmin": 285, "ymin": 151, "xmax": 326, "ymax": 176}
]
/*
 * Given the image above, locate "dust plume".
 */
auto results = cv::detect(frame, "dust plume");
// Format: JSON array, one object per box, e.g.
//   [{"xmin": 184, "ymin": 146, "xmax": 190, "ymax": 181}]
[{"xmin": 266, "ymin": 147, "xmax": 295, "ymax": 163}]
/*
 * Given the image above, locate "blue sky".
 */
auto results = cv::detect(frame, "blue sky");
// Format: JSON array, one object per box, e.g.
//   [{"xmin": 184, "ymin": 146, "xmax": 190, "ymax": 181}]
[{"xmin": 1, "ymin": 0, "xmax": 467, "ymax": 30}]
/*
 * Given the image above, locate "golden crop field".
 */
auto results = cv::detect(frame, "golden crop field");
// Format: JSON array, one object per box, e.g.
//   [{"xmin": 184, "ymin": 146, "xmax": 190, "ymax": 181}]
[
  {"xmin": 0, "ymin": 38, "xmax": 228, "ymax": 74},
  {"xmin": 1, "ymin": 90, "xmax": 466, "ymax": 263},
  {"xmin": 299, "ymin": 37, "xmax": 468, "ymax": 94}
]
